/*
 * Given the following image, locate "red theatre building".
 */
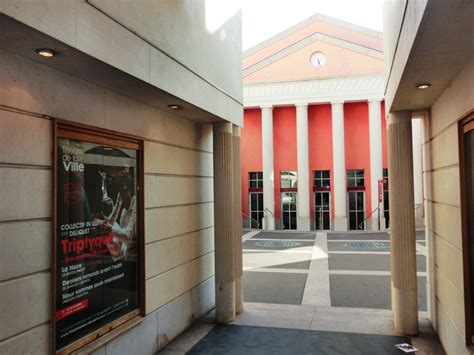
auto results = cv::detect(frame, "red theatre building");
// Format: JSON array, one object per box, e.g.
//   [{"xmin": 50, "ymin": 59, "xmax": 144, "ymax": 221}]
[{"xmin": 241, "ymin": 14, "xmax": 424, "ymax": 232}]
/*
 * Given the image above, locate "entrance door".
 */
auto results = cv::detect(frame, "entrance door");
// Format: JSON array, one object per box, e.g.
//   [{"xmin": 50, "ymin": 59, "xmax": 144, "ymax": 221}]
[
  {"xmin": 314, "ymin": 191, "xmax": 331, "ymax": 230},
  {"xmin": 281, "ymin": 192, "xmax": 297, "ymax": 230},
  {"xmin": 249, "ymin": 192, "xmax": 264, "ymax": 229},
  {"xmin": 348, "ymin": 191, "xmax": 365, "ymax": 230}
]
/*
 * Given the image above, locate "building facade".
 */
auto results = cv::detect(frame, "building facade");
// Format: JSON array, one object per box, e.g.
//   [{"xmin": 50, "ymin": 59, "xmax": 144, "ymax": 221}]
[
  {"xmin": 240, "ymin": 14, "xmax": 424, "ymax": 232},
  {"xmin": 383, "ymin": 0, "xmax": 473, "ymax": 353},
  {"xmin": 0, "ymin": 1, "xmax": 243, "ymax": 354}
]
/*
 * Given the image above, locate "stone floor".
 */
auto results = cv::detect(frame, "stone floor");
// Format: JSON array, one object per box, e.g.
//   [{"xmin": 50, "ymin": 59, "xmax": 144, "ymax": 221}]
[{"xmin": 158, "ymin": 230, "xmax": 444, "ymax": 354}]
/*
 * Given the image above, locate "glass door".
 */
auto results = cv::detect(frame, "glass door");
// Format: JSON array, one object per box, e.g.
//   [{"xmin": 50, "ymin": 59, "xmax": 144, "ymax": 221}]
[
  {"xmin": 314, "ymin": 191, "xmax": 331, "ymax": 230},
  {"xmin": 281, "ymin": 192, "xmax": 297, "ymax": 230},
  {"xmin": 249, "ymin": 192, "xmax": 264, "ymax": 229},
  {"xmin": 348, "ymin": 191, "xmax": 365, "ymax": 230}
]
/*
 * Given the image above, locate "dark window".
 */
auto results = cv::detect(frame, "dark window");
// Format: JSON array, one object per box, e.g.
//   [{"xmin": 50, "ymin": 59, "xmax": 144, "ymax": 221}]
[
  {"xmin": 249, "ymin": 172, "xmax": 263, "ymax": 188},
  {"xmin": 313, "ymin": 170, "xmax": 331, "ymax": 188},
  {"xmin": 281, "ymin": 171, "xmax": 297, "ymax": 188},
  {"xmin": 347, "ymin": 169, "xmax": 365, "ymax": 187}
]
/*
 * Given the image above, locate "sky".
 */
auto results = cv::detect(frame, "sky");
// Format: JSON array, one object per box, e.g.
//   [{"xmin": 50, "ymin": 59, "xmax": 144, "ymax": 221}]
[{"xmin": 241, "ymin": 0, "xmax": 384, "ymax": 50}]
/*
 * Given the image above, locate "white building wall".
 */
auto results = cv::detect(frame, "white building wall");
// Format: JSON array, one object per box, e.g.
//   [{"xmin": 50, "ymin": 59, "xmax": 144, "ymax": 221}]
[
  {"xmin": 0, "ymin": 49, "xmax": 216, "ymax": 354},
  {"xmin": 425, "ymin": 58, "xmax": 474, "ymax": 355}
]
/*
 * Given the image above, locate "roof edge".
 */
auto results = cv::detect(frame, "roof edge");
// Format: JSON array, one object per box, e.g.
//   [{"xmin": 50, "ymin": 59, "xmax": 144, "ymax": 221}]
[{"xmin": 243, "ymin": 13, "xmax": 383, "ymax": 58}]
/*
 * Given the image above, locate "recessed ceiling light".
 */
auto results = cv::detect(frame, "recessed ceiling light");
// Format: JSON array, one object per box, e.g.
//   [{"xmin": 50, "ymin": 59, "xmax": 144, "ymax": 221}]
[
  {"xmin": 168, "ymin": 104, "xmax": 180, "ymax": 109},
  {"xmin": 417, "ymin": 83, "xmax": 431, "ymax": 90},
  {"xmin": 36, "ymin": 48, "xmax": 55, "ymax": 58}
]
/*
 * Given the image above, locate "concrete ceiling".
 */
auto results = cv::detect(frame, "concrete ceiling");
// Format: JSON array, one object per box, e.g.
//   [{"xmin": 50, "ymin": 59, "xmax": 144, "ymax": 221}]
[
  {"xmin": 0, "ymin": 14, "xmax": 221, "ymax": 123},
  {"xmin": 390, "ymin": 0, "xmax": 474, "ymax": 111}
]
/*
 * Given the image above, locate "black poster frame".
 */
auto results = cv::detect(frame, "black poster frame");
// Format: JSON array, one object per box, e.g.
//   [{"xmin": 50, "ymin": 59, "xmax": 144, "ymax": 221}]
[{"xmin": 53, "ymin": 120, "xmax": 145, "ymax": 354}]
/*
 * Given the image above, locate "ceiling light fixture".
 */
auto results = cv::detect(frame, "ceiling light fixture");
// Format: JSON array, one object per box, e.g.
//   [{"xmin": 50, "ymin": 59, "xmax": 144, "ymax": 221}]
[
  {"xmin": 417, "ymin": 83, "xmax": 431, "ymax": 90},
  {"xmin": 36, "ymin": 48, "xmax": 55, "ymax": 58},
  {"xmin": 168, "ymin": 104, "xmax": 180, "ymax": 109}
]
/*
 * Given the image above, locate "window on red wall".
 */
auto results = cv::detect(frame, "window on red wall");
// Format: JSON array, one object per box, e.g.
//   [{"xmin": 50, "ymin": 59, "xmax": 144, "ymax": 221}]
[
  {"xmin": 249, "ymin": 172, "xmax": 263, "ymax": 188},
  {"xmin": 281, "ymin": 171, "xmax": 298, "ymax": 188},
  {"xmin": 347, "ymin": 169, "xmax": 365, "ymax": 187},
  {"xmin": 313, "ymin": 170, "xmax": 331, "ymax": 188}
]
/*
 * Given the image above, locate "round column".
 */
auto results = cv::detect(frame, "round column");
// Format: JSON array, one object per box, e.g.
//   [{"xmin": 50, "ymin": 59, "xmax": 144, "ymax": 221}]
[
  {"xmin": 388, "ymin": 111, "xmax": 418, "ymax": 335},
  {"xmin": 296, "ymin": 104, "xmax": 310, "ymax": 231},
  {"xmin": 261, "ymin": 106, "xmax": 275, "ymax": 230},
  {"xmin": 233, "ymin": 125, "xmax": 243, "ymax": 314},
  {"xmin": 331, "ymin": 101, "xmax": 347, "ymax": 231},
  {"xmin": 368, "ymin": 99, "xmax": 385, "ymax": 230},
  {"xmin": 213, "ymin": 121, "xmax": 235, "ymax": 323}
]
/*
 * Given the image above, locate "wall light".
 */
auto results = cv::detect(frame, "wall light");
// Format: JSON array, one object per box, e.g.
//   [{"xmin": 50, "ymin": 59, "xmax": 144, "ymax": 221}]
[
  {"xmin": 417, "ymin": 83, "xmax": 431, "ymax": 90},
  {"xmin": 36, "ymin": 48, "xmax": 55, "ymax": 58},
  {"xmin": 168, "ymin": 104, "xmax": 180, "ymax": 109}
]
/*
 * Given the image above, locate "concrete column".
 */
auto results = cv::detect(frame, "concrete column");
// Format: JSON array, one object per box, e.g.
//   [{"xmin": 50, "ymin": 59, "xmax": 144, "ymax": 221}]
[
  {"xmin": 412, "ymin": 118, "xmax": 424, "ymax": 228},
  {"xmin": 331, "ymin": 101, "xmax": 347, "ymax": 231},
  {"xmin": 368, "ymin": 99, "xmax": 386, "ymax": 230},
  {"xmin": 232, "ymin": 125, "xmax": 243, "ymax": 314},
  {"xmin": 296, "ymin": 104, "xmax": 310, "ymax": 231},
  {"xmin": 213, "ymin": 121, "xmax": 235, "ymax": 323},
  {"xmin": 261, "ymin": 106, "xmax": 275, "ymax": 230},
  {"xmin": 387, "ymin": 111, "xmax": 418, "ymax": 335}
]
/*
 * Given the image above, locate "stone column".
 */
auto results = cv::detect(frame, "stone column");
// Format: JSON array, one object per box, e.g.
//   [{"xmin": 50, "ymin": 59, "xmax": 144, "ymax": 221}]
[
  {"xmin": 261, "ymin": 106, "xmax": 275, "ymax": 230},
  {"xmin": 296, "ymin": 104, "xmax": 311, "ymax": 231},
  {"xmin": 232, "ymin": 125, "xmax": 243, "ymax": 314},
  {"xmin": 388, "ymin": 111, "xmax": 418, "ymax": 335},
  {"xmin": 331, "ymin": 101, "xmax": 347, "ymax": 231},
  {"xmin": 368, "ymin": 99, "xmax": 386, "ymax": 230},
  {"xmin": 213, "ymin": 121, "xmax": 235, "ymax": 323},
  {"xmin": 412, "ymin": 118, "xmax": 424, "ymax": 228}
]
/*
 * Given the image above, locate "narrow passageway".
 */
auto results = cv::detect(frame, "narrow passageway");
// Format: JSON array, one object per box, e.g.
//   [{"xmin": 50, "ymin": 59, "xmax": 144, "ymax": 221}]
[{"xmin": 158, "ymin": 230, "xmax": 443, "ymax": 354}]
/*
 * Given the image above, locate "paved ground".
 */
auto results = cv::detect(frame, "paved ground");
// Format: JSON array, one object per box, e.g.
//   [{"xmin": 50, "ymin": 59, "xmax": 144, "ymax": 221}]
[
  {"xmin": 157, "ymin": 229, "xmax": 444, "ymax": 355},
  {"xmin": 243, "ymin": 229, "xmax": 427, "ymax": 311}
]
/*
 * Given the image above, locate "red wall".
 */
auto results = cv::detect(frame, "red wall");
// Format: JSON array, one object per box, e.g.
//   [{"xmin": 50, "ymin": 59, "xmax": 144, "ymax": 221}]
[
  {"xmin": 273, "ymin": 106, "xmax": 297, "ymax": 219},
  {"xmin": 241, "ymin": 108, "xmax": 262, "ymax": 215},
  {"xmin": 344, "ymin": 102, "xmax": 372, "ymax": 215},
  {"xmin": 308, "ymin": 104, "xmax": 334, "ymax": 218}
]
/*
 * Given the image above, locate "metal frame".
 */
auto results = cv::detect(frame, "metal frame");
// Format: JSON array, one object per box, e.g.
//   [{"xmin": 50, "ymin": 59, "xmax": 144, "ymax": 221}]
[
  {"xmin": 314, "ymin": 191, "xmax": 332, "ymax": 231},
  {"xmin": 347, "ymin": 190, "xmax": 366, "ymax": 230},
  {"xmin": 281, "ymin": 191, "xmax": 298, "ymax": 230},
  {"xmin": 53, "ymin": 119, "xmax": 145, "ymax": 354},
  {"xmin": 248, "ymin": 191, "xmax": 264, "ymax": 229},
  {"xmin": 459, "ymin": 111, "xmax": 474, "ymax": 345}
]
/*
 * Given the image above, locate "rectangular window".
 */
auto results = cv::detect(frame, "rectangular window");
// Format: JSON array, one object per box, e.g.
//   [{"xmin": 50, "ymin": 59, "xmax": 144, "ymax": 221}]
[
  {"xmin": 54, "ymin": 121, "xmax": 144, "ymax": 353},
  {"xmin": 347, "ymin": 169, "xmax": 365, "ymax": 187},
  {"xmin": 313, "ymin": 170, "xmax": 331, "ymax": 188},
  {"xmin": 249, "ymin": 172, "xmax": 263, "ymax": 188},
  {"xmin": 281, "ymin": 171, "xmax": 298, "ymax": 188}
]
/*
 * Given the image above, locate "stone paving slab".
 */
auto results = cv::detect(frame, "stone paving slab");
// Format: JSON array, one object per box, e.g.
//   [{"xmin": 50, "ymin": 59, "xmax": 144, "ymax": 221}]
[
  {"xmin": 328, "ymin": 253, "xmax": 426, "ymax": 272},
  {"xmin": 243, "ymin": 239, "xmax": 314, "ymax": 250},
  {"xmin": 243, "ymin": 251, "xmax": 311, "ymax": 270},
  {"xmin": 250, "ymin": 231, "xmax": 316, "ymax": 240},
  {"xmin": 330, "ymin": 275, "xmax": 427, "ymax": 311},
  {"xmin": 328, "ymin": 241, "xmax": 391, "ymax": 251},
  {"xmin": 328, "ymin": 230, "xmax": 426, "ymax": 241},
  {"xmin": 244, "ymin": 271, "xmax": 307, "ymax": 305},
  {"xmin": 186, "ymin": 324, "xmax": 411, "ymax": 355}
]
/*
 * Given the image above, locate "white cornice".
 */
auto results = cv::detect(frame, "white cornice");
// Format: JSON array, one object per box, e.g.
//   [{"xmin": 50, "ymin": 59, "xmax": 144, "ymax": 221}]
[
  {"xmin": 243, "ymin": 13, "xmax": 383, "ymax": 58},
  {"xmin": 243, "ymin": 74, "xmax": 385, "ymax": 107},
  {"xmin": 243, "ymin": 32, "xmax": 383, "ymax": 77}
]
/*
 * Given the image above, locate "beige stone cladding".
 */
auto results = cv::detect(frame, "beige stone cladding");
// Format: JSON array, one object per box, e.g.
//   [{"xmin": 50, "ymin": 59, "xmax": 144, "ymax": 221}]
[
  {"xmin": 0, "ymin": 49, "xmax": 215, "ymax": 354},
  {"xmin": 424, "ymin": 58, "xmax": 474, "ymax": 354}
]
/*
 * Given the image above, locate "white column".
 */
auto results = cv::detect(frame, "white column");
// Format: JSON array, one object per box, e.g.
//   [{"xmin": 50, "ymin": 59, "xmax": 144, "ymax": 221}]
[
  {"xmin": 296, "ymin": 104, "xmax": 310, "ymax": 231},
  {"xmin": 232, "ymin": 125, "xmax": 243, "ymax": 314},
  {"xmin": 412, "ymin": 118, "xmax": 424, "ymax": 228},
  {"xmin": 388, "ymin": 111, "xmax": 418, "ymax": 335},
  {"xmin": 213, "ymin": 122, "xmax": 235, "ymax": 323},
  {"xmin": 331, "ymin": 101, "xmax": 347, "ymax": 231},
  {"xmin": 368, "ymin": 99, "xmax": 386, "ymax": 230},
  {"xmin": 261, "ymin": 106, "xmax": 275, "ymax": 230}
]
